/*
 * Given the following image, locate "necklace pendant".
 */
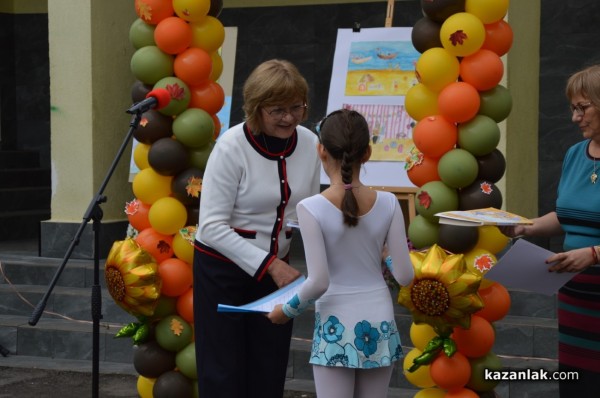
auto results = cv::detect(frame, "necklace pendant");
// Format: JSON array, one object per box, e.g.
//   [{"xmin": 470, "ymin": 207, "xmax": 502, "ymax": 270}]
[{"xmin": 592, "ymin": 172, "xmax": 598, "ymax": 184}]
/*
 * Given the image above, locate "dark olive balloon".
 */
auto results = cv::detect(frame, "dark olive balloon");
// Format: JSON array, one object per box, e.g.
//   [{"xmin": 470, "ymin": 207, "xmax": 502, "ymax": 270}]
[
  {"xmin": 172, "ymin": 167, "xmax": 204, "ymax": 206},
  {"xmin": 133, "ymin": 340, "xmax": 176, "ymax": 378},
  {"xmin": 478, "ymin": 84, "xmax": 513, "ymax": 123},
  {"xmin": 186, "ymin": 205, "xmax": 200, "ymax": 226},
  {"xmin": 459, "ymin": 180, "xmax": 503, "ymax": 210},
  {"xmin": 131, "ymin": 80, "xmax": 153, "ymax": 103},
  {"xmin": 148, "ymin": 137, "xmax": 190, "ymax": 176},
  {"xmin": 133, "ymin": 110, "xmax": 173, "ymax": 144},
  {"xmin": 438, "ymin": 223, "xmax": 479, "ymax": 254},
  {"xmin": 476, "ymin": 149, "xmax": 506, "ymax": 183},
  {"xmin": 153, "ymin": 370, "xmax": 193, "ymax": 398},
  {"xmin": 411, "ymin": 16, "xmax": 442, "ymax": 53},
  {"xmin": 420, "ymin": 0, "xmax": 465, "ymax": 23}
]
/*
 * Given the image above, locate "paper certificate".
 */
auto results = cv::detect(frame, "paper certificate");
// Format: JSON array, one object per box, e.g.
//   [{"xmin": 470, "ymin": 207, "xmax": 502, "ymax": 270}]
[
  {"xmin": 217, "ymin": 276, "xmax": 305, "ymax": 313},
  {"xmin": 435, "ymin": 208, "xmax": 533, "ymax": 227},
  {"xmin": 485, "ymin": 239, "xmax": 576, "ymax": 295}
]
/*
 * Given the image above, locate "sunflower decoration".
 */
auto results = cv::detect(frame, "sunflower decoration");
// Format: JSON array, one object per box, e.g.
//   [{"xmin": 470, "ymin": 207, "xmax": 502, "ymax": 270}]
[
  {"xmin": 105, "ymin": 238, "xmax": 162, "ymax": 319},
  {"xmin": 398, "ymin": 244, "xmax": 484, "ymax": 370}
]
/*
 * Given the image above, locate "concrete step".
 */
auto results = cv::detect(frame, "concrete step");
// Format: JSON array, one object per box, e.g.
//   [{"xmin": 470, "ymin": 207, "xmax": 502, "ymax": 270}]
[
  {"xmin": 0, "ymin": 209, "xmax": 50, "ymax": 240},
  {"xmin": 0, "ymin": 168, "xmax": 51, "ymax": 189},
  {"xmin": 0, "ymin": 150, "xmax": 42, "ymax": 169},
  {"xmin": 0, "ymin": 186, "xmax": 51, "ymax": 212}
]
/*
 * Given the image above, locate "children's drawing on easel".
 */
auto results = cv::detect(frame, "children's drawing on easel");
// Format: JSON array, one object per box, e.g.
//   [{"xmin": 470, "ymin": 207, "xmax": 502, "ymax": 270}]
[
  {"xmin": 342, "ymin": 103, "xmax": 414, "ymax": 161},
  {"xmin": 346, "ymin": 41, "xmax": 419, "ymax": 96}
]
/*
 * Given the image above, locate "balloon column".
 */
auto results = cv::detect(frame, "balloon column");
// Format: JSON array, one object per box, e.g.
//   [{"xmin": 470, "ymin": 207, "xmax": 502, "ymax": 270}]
[
  {"xmin": 400, "ymin": 0, "xmax": 514, "ymax": 396},
  {"xmin": 105, "ymin": 1, "xmax": 226, "ymax": 397}
]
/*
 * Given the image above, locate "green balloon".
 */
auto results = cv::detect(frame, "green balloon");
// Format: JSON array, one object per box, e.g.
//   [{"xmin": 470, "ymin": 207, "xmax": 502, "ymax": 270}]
[
  {"xmin": 173, "ymin": 108, "xmax": 215, "ymax": 149},
  {"xmin": 479, "ymin": 84, "xmax": 513, "ymax": 123},
  {"xmin": 154, "ymin": 77, "xmax": 191, "ymax": 116},
  {"xmin": 129, "ymin": 18, "xmax": 156, "ymax": 49},
  {"xmin": 175, "ymin": 342, "xmax": 197, "ymax": 380},
  {"xmin": 130, "ymin": 46, "xmax": 174, "ymax": 85},
  {"xmin": 438, "ymin": 148, "xmax": 479, "ymax": 188},
  {"xmin": 414, "ymin": 180, "xmax": 458, "ymax": 223},
  {"xmin": 151, "ymin": 296, "xmax": 178, "ymax": 320},
  {"xmin": 155, "ymin": 315, "xmax": 193, "ymax": 352},
  {"xmin": 189, "ymin": 142, "xmax": 214, "ymax": 171},
  {"xmin": 458, "ymin": 115, "xmax": 500, "ymax": 157},
  {"xmin": 407, "ymin": 215, "xmax": 440, "ymax": 249},
  {"xmin": 467, "ymin": 351, "xmax": 503, "ymax": 392}
]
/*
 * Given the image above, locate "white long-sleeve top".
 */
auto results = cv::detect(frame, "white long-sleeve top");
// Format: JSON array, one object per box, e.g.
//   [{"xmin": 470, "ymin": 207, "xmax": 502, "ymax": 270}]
[{"xmin": 195, "ymin": 122, "xmax": 321, "ymax": 280}]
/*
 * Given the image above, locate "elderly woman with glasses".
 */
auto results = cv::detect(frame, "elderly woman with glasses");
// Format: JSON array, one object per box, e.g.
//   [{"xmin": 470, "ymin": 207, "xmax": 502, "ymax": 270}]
[
  {"xmin": 501, "ymin": 64, "xmax": 600, "ymax": 396},
  {"xmin": 191, "ymin": 59, "xmax": 321, "ymax": 398}
]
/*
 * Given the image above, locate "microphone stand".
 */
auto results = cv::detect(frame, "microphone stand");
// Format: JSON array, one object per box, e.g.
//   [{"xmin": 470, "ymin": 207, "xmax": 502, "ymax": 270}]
[{"xmin": 29, "ymin": 110, "xmax": 145, "ymax": 398}]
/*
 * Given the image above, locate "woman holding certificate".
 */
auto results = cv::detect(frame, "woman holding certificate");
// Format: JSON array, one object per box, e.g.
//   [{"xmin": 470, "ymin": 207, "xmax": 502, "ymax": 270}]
[
  {"xmin": 501, "ymin": 64, "xmax": 600, "ymax": 397},
  {"xmin": 267, "ymin": 109, "xmax": 414, "ymax": 398}
]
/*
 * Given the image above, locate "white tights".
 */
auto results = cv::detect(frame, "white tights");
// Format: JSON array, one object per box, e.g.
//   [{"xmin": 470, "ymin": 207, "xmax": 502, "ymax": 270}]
[{"xmin": 312, "ymin": 365, "xmax": 394, "ymax": 398}]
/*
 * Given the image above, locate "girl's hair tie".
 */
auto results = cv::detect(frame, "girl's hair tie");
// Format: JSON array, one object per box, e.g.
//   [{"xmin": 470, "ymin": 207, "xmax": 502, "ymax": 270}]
[{"xmin": 343, "ymin": 184, "xmax": 353, "ymax": 190}]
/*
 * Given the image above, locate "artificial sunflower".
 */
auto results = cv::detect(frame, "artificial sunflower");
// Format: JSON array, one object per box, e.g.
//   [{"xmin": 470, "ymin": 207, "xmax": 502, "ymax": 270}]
[
  {"xmin": 105, "ymin": 238, "xmax": 162, "ymax": 318},
  {"xmin": 398, "ymin": 244, "xmax": 484, "ymax": 337}
]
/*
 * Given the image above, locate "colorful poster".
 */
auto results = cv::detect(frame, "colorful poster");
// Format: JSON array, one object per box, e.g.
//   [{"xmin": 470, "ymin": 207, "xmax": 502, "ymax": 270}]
[{"xmin": 325, "ymin": 27, "xmax": 420, "ymax": 188}]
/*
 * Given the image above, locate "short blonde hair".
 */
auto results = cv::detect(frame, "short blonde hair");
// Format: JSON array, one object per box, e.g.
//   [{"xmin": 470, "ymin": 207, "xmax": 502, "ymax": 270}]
[
  {"xmin": 242, "ymin": 59, "xmax": 309, "ymax": 133},
  {"xmin": 566, "ymin": 64, "xmax": 600, "ymax": 108}
]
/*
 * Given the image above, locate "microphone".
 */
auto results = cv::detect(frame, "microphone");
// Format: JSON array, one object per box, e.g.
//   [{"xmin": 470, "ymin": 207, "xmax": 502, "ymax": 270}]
[{"xmin": 127, "ymin": 88, "xmax": 171, "ymax": 114}]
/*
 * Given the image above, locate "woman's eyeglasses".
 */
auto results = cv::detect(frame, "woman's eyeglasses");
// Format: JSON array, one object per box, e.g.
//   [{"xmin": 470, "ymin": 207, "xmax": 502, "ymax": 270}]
[
  {"xmin": 570, "ymin": 102, "xmax": 593, "ymax": 116},
  {"xmin": 265, "ymin": 104, "xmax": 307, "ymax": 120}
]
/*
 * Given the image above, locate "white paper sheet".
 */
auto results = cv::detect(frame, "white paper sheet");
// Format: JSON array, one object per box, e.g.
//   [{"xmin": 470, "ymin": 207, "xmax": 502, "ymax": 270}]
[
  {"xmin": 217, "ymin": 276, "xmax": 305, "ymax": 313},
  {"xmin": 485, "ymin": 239, "xmax": 576, "ymax": 295}
]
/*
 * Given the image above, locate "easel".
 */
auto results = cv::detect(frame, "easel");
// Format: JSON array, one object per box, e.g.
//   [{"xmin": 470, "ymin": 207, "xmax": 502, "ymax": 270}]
[
  {"xmin": 385, "ymin": 0, "xmax": 395, "ymax": 28},
  {"xmin": 369, "ymin": 186, "xmax": 418, "ymax": 224}
]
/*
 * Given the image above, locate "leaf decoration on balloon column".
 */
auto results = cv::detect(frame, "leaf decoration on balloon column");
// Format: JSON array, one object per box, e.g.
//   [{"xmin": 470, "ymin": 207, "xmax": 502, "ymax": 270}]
[
  {"xmin": 166, "ymin": 83, "xmax": 185, "ymax": 100},
  {"xmin": 404, "ymin": 146, "xmax": 424, "ymax": 171},
  {"xmin": 179, "ymin": 226, "xmax": 197, "ymax": 246},
  {"xmin": 473, "ymin": 253, "xmax": 495, "ymax": 273},
  {"xmin": 186, "ymin": 176, "xmax": 202, "ymax": 198},
  {"xmin": 136, "ymin": 1, "xmax": 152, "ymax": 22},
  {"xmin": 450, "ymin": 30, "xmax": 468, "ymax": 46},
  {"xmin": 124, "ymin": 199, "xmax": 140, "ymax": 216},
  {"xmin": 139, "ymin": 117, "xmax": 149, "ymax": 127},
  {"xmin": 170, "ymin": 317, "xmax": 185, "ymax": 336},
  {"xmin": 417, "ymin": 190, "xmax": 432, "ymax": 208},
  {"xmin": 480, "ymin": 181, "xmax": 493, "ymax": 194}
]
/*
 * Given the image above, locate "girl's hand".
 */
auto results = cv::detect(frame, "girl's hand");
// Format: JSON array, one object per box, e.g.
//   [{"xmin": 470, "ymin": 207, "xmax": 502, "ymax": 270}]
[{"xmin": 267, "ymin": 304, "xmax": 291, "ymax": 324}]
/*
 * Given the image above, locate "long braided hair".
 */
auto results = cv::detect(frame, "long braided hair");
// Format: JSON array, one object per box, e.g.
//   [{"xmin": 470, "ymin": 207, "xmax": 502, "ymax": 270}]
[{"xmin": 318, "ymin": 109, "xmax": 371, "ymax": 227}]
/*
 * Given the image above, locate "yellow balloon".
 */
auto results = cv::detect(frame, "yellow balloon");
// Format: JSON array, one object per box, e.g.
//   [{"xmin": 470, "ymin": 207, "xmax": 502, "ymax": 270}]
[
  {"xmin": 403, "ymin": 348, "xmax": 436, "ymax": 388},
  {"xmin": 210, "ymin": 50, "xmax": 224, "ymax": 81},
  {"xmin": 466, "ymin": 0, "xmax": 509, "ymax": 24},
  {"xmin": 410, "ymin": 322, "xmax": 438, "ymax": 351},
  {"xmin": 413, "ymin": 387, "xmax": 446, "ymax": 398},
  {"xmin": 190, "ymin": 16, "xmax": 225, "ymax": 53},
  {"xmin": 173, "ymin": 0, "xmax": 210, "ymax": 22},
  {"xmin": 137, "ymin": 375, "xmax": 156, "ymax": 398},
  {"xmin": 440, "ymin": 12, "xmax": 485, "ymax": 57},
  {"xmin": 133, "ymin": 141, "xmax": 150, "ymax": 171},
  {"xmin": 476, "ymin": 225, "xmax": 510, "ymax": 254},
  {"xmin": 173, "ymin": 226, "xmax": 196, "ymax": 264},
  {"xmin": 405, "ymin": 83, "xmax": 439, "ymax": 121},
  {"xmin": 464, "ymin": 247, "xmax": 497, "ymax": 278},
  {"xmin": 415, "ymin": 47, "xmax": 460, "ymax": 92},
  {"xmin": 132, "ymin": 168, "xmax": 173, "ymax": 204},
  {"xmin": 149, "ymin": 197, "xmax": 188, "ymax": 235}
]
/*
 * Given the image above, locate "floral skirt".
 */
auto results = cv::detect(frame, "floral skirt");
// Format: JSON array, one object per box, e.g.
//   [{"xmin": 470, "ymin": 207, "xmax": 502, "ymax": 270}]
[{"xmin": 308, "ymin": 288, "xmax": 403, "ymax": 369}]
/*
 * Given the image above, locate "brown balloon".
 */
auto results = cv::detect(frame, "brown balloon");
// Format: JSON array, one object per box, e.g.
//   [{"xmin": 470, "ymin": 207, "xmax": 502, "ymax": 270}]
[
  {"xmin": 420, "ymin": 0, "xmax": 465, "ymax": 23},
  {"xmin": 208, "ymin": 0, "xmax": 223, "ymax": 17},
  {"xmin": 131, "ymin": 80, "xmax": 153, "ymax": 103},
  {"xmin": 459, "ymin": 180, "xmax": 503, "ymax": 210},
  {"xmin": 172, "ymin": 167, "xmax": 204, "ymax": 206},
  {"xmin": 411, "ymin": 16, "xmax": 442, "ymax": 53},
  {"xmin": 153, "ymin": 370, "xmax": 193, "ymax": 398},
  {"xmin": 148, "ymin": 137, "xmax": 190, "ymax": 176},
  {"xmin": 134, "ymin": 110, "xmax": 174, "ymax": 145},
  {"xmin": 476, "ymin": 149, "xmax": 506, "ymax": 183},
  {"xmin": 438, "ymin": 223, "xmax": 479, "ymax": 254},
  {"xmin": 133, "ymin": 340, "xmax": 176, "ymax": 378}
]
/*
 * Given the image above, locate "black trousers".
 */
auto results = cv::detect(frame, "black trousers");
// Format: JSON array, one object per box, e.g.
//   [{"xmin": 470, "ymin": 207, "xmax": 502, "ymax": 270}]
[{"xmin": 193, "ymin": 245, "xmax": 294, "ymax": 398}]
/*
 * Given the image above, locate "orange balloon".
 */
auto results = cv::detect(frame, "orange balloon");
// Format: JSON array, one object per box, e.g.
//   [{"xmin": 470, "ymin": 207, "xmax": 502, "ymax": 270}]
[
  {"xmin": 430, "ymin": 351, "xmax": 471, "ymax": 391},
  {"xmin": 189, "ymin": 81, "xmax": 225, "ymax": 115},
  {"xmin": 451, "ymin": 315, "xmax": 495, "ymax": 358},
  {"xmin": 412, "ymin": 115, "xmax": 457, "ymax": 158},
  {"xmin": 211, "ymin": 114, "xmax": 222, "ymax": 140},
  {"xmin": 460, "ymin": 49, "xmax": 504, "ymax": 92},
  {"xmin": 135, "ymin": 227, "xmax": 174, "ymax": 263},
  {"xmin": 407, "ymin": 155, "xmax": 440, "ymax": 187},
  {"xmin": 154, "ymin": 16, "xmax": 192, "ymax": 54},
  {"xmin": 174, "ymin": 47, "xmax": 212, "ymax": 86},
  {"xmin": 481, "ymin": 20, "xmax": 513, "ymax": 57},
  {"xmin": 476, "ymin": 282, "xmax": 511, "ymax": 322},
  {"xmin": 125, "ymin": 199, "xmax": 152, "ymax": 232},
  {"xmin": 444, "ymin": 387, "xmax": 479, "ymax": 398},
  {"xmin": 135, "ymin": 0, "xmax": 174, "ymax": 25},
  {"xmin": 438, "ymin": 82, "xmax": 481, "ymax": 123},
  {"xmin": 158, "ymin": 257, "xmax": 193, "ymax": 297},
  {"xmin": 177, "ymin": 287, "xmax": 194, "ymax": 323}
]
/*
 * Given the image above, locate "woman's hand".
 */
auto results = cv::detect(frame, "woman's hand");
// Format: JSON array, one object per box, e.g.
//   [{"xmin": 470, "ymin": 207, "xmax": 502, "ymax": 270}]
[
  {"xmin": 498, "ymin": 224, "xmax": 527, "ymax": 238},
  {"xmin": 267, "ymin": 304, "xmax": 291, "ymax": 324},
  {"xmin": 546, "ymin": 247, "xmax": 594, "ymax": 273},
  {"xmin": 267, "ymin": 258, "xmax": 301, "ymax": 288}
]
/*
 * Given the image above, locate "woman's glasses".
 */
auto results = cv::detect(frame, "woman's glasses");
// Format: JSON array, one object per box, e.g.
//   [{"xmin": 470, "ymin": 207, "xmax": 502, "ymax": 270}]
[
  {"xmin": 265, "ymin": 104, "xmax": 307, "ymax": 120},
  {"xmin": 570, "ymin": 102, "xmax": 592, "ymax": 116}
]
